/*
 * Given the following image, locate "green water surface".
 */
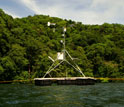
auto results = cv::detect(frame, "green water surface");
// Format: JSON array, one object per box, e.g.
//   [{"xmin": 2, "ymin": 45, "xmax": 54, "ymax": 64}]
[{"xmin": 0, "ymin": 83, "xmax": 124, "ymax": 107}]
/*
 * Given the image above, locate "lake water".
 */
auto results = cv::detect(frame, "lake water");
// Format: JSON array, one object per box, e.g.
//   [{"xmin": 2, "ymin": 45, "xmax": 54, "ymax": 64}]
[{"xmin": 0, "ymin": 83, "xmax": 124, "ymax": 107}]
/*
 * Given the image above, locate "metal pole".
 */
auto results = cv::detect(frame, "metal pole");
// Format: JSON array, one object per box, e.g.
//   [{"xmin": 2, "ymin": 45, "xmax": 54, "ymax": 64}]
[
  {"xmin": 45, "ymin": 60, "xmax": 64, "ymax": 77},
  {"xmin": 65, "ymin": 50, "xmax": 85, "ymax": 77},
  {"xmin": 64, "ymin": 31, "xmax": 65, "ymax": 51},
  {"xmin": 63, "ymin": 31, "xmax": 66, "ymax": 60}
]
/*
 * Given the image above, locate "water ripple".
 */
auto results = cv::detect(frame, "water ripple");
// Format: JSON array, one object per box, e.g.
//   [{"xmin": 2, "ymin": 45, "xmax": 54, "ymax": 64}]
[{"xmin": 0, "ymin": 83, "xmax": 124, "ymax": 107}]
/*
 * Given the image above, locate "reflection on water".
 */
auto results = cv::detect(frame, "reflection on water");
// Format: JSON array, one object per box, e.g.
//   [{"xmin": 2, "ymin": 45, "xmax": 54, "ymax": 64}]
[{"xmin": 0, "ymin": 83, "xmax": 124, "ymax": 107}]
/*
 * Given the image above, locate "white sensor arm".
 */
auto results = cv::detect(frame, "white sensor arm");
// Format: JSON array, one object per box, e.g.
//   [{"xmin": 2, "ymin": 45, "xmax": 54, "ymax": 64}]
[{"xmin": 48, "ymin": 56, "xmax": 55, "ymax": 62}]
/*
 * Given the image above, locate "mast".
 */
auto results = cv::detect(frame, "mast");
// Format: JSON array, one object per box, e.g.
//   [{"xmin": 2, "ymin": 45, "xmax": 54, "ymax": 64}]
[{"xmin": 43, "ymin": 22, "xmax": 85, "ymax": 78}]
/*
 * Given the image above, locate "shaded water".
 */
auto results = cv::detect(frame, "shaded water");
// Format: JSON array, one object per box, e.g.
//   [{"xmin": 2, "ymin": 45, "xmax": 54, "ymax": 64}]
[{"xmin": 0, "ymin": 83, "xmax": 124, "ymax": 107}]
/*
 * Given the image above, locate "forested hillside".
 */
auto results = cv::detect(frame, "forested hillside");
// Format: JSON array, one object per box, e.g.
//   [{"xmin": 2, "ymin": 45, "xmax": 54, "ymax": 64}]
[{"xmin": 0, "ymin": 9, "xmax": 124, "ymax": 80}]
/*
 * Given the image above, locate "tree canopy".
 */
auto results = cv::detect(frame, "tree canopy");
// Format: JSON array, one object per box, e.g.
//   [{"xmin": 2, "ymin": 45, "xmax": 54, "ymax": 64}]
[{"xmin": 0, "ymin": 9, "xmax": 124, "ymax": 80}]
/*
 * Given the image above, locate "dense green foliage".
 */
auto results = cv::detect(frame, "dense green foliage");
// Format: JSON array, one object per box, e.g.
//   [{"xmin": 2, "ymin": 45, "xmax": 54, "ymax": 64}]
[{"xmin": 0, "ymin": 9, "xmax": 124, "ymax": 80}]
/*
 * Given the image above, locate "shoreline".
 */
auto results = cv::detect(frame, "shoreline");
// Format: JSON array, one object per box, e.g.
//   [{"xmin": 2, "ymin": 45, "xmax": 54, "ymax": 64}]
[{"xmin": 0, "ymin": 78, "xmax": 124, "ymax": 84}]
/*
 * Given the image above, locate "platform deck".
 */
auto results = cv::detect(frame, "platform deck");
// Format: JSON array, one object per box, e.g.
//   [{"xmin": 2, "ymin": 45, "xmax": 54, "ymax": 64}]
[{"xmin": 34, "ymin": 77, "xmax": 96, "ymax": 86}]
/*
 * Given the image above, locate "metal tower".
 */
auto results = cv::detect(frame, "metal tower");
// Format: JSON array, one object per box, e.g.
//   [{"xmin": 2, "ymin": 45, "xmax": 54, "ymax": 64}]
[{"xmin": 43, "ymin": 22, "xmax": 85, "ymax": 78}]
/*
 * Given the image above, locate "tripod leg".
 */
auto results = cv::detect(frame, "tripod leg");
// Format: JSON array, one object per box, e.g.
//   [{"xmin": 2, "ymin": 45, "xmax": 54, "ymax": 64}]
[
  {"xmin": 65, "ymin": 60, "xmax": 85, "ymax": 77},
  {"xmin": 43, "ymin": 61, "xmax": 56, "ymax": 78},
  {"xmin": 48, "ymin": 60, "xmax": 64, "ymax": 75},
  {"xmin": 65, "ymin": 50, "xmax": 73, "ymax": 60},
  {"xmin": 43, "ymin": 60, "xmax": 64, "ymax": 78}
]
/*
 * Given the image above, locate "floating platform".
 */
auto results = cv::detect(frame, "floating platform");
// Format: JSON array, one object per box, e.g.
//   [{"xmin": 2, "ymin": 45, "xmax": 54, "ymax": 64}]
[{"xmin": 34, "ymin": 77, "xmax": 96, "ymax": 86}]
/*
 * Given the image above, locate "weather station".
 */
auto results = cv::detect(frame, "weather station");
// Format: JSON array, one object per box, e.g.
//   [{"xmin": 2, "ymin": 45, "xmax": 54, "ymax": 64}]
[{"xmin": 34, "ymin": 22, "xmax": 96, "ymax": 86}]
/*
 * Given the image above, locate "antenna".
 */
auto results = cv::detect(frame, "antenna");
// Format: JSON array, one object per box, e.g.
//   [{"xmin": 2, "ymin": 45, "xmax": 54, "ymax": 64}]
[{"xmin": 63, "ymin": 27, "xmax": 66, "ymax": 51}]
